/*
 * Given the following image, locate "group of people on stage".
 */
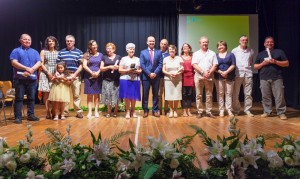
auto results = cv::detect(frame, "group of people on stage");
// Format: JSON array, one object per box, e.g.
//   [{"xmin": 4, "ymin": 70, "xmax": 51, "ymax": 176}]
[{"xmin": 9, "ymin": 33, "xmax": 289, "ymax": 124}]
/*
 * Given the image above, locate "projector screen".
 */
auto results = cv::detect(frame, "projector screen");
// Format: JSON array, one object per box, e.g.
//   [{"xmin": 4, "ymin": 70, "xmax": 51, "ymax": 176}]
[{"xmin": 178, "ymin": 14, "xmax": 258, "ymax": 60}]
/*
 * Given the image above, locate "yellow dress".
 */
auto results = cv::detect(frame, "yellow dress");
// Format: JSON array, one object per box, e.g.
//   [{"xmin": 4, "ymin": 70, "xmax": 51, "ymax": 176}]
[{"xmin": 48, "ymin": 80, "xmax": 70, "ymax": 102}]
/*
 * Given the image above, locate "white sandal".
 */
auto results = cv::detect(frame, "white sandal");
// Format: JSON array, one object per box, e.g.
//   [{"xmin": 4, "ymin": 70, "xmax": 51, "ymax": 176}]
[
  {"xmin": 125, "ymin": 112, "xmax": 130, "ymax": 119},
  {"xmin": 53, "ymin": 116, "xmax": 59, "ymax": 121}
]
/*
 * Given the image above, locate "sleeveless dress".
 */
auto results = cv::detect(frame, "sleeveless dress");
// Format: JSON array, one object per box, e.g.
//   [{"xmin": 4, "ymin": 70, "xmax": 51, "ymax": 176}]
[
  {"xmin": 83, "ymin": 53, "xmax": 103, "ymax": 94},
  {"xmin": 38, "ymin": 50, "xmax": 58, "ymax": 92},
  {"xmin": 48, "ymin": 74, "xmax": 71, "ymax": 102}
]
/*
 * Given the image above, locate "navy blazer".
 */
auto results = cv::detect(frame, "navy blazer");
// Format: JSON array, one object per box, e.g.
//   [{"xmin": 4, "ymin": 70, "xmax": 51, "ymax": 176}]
[{"xmin": 140, "ymin": 48, "xmax": 163, "ymax": 80}]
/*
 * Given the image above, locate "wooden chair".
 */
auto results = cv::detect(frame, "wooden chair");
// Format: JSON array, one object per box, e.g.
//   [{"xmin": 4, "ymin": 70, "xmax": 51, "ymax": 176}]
[
  {"xmin": 0, "ymin": 81, "xmax": 26, "ymax": 125},
  {"xmin": 0, "ymin": 81, "xmax": 13, "ymax": 125}
]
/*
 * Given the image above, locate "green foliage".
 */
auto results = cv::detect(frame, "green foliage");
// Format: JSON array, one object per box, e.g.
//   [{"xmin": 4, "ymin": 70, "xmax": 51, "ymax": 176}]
[
  {"xmin": 1, "ymin": 118, "xmax": 300, "ymax": 178},
  {"xmin": 138, "ymin": 163, "xmax": 160, "ymax": 179}
]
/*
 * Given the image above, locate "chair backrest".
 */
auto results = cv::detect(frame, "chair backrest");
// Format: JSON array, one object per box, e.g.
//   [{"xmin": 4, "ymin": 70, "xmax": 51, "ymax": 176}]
[{"xmin": 0, "ymin": 81, "xmax": 12, "ymax": 98}]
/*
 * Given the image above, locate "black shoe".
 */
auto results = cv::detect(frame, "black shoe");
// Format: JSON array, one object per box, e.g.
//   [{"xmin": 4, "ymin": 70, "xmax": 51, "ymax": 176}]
[
  {"xmin": 27, "ymin": 115, "xmax": 40, "ymax": 121},
  {"xmin": 14, "ymin": 118, "xmax": 22, "ymax": 124},
  {"xmin": 207, "ymin": 112, "xmax": 216, "ymax": 118}
]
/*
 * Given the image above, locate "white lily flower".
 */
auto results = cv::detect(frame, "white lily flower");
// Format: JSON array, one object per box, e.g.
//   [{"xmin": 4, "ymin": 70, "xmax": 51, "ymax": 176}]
[
  {"xmin": 147, "ymin": 135, "xmax": 182, "ymax": 159},
  {"xmin": 208, "ymin": 141, "xmax": 223, "ymax": 161},
  {"xmin": 242, "ymin": 154, "xmax": 260, "ymax": 169},
  {"xmin": 60, "ymin": 158, "xmax": 75, "ymax": 175},
  {"xmin": 88, "ymin": 139, "xmax": 110, "ymax": 166}
]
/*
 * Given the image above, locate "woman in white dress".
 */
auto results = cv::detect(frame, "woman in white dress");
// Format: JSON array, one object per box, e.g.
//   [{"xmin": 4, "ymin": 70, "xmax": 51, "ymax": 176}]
[{"xmin": 162, "ymin": 45, "xmax": 184, "ymax": 118}]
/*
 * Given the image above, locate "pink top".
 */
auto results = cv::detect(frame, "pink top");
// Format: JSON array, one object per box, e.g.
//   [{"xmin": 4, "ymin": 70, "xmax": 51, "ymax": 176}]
[{"xmin": 181, "ymin": 56, "xmax": 194, "ymax": 87}]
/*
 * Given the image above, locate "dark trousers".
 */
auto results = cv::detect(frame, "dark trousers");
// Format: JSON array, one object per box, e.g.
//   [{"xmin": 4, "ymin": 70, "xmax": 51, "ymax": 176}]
[
  {"xmin": 142, "ymin": 78, "xmax": 160, "ymax": 113},
  {"xmin": 181, "ymin": 86, "xmax": 193, "ymax": 109},
  {"xmin": 14, "ymin": 79, "xmax": 37, "ymax": 118}
]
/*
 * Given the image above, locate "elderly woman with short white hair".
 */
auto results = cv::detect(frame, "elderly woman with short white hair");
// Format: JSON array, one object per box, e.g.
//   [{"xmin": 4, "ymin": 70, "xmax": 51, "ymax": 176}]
[{"xmin": 119, "ymin": 43, "xmax": 142, "ymax": 119}]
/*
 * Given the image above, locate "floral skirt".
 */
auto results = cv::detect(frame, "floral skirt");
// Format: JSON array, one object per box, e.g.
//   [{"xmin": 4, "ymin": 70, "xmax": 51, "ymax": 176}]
[
  {"xmin": 119, "ymin": 79, "xmax": 141, "ymax": 101},
  {"xmin": 100, "ymin": 80, "xmax": 119, "ymax": 106}
]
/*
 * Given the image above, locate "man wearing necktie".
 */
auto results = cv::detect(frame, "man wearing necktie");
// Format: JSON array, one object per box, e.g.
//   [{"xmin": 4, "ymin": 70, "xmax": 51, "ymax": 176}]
[{"xmin": 140, "ymin": 36, "xmax": 163, "ymax": 118}]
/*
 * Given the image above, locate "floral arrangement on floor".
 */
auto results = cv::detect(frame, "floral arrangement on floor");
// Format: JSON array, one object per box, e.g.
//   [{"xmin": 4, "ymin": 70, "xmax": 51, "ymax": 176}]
[{"xmin": 0, "ymin": 117, "xmax": 300, "ymax": 178}]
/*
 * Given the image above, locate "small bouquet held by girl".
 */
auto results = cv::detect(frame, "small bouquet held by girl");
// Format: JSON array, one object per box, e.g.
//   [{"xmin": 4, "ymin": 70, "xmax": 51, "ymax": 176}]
[{"xmin": 48, "ymin": 62, "xmax": 72, "ymax": 120}]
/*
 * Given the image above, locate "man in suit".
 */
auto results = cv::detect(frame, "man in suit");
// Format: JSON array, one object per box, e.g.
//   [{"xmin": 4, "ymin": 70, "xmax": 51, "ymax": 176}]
[{"xmin": 140, "ymin": 36, "xmax": 163, "ymax": 118}]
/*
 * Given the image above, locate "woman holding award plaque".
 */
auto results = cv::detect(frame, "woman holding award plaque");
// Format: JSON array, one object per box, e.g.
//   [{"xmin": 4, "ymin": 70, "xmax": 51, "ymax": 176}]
[
  {"xmin": 100, "ymin": 43, "xmax": 121, "ymax": 118},
  {"xmin": 162, "ymin": 45, "xmax": 184, "ymax": 118},
  {"xmin": 119, "ymin": 43, "xmax": 142, "ymax": 119}
]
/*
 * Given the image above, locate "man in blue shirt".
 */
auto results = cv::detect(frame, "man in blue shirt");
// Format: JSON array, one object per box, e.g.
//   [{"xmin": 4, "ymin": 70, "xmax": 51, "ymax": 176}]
[
  {"xmin": 10, "ymin": 34, "xmax": 41, "ymax": 124},
  {"xmin": 57, "ymin": 35, "xmax": 83, "ymax": 118}
]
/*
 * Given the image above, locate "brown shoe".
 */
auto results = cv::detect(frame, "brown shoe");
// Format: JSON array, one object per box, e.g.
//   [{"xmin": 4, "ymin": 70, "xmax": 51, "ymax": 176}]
[
  {"xmin": 164, "ymin": 110, "xmax": 169, "ymax": 115},
  {"xmin": 153, "ymin": 111, "xmax": 160, "ymax": 117},
  {"xmin": 76, "ymin": 113, "xmax": 83, "ymax": 118},
  {"xmin": 207, "ymin": 112, "xmax": 216, "ymax": 118},
  {"xmin": 143, "ymin": 112, "xmax": 148, "ymax": 118},
  {"xmin": 279, "ymin": 114, "xmax": 288, "ymax": 120}
]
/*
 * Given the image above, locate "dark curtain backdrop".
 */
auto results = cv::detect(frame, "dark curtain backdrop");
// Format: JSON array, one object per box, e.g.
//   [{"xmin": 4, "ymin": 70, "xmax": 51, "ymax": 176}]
[
  {"xmin": 257, "ymin": 0, "xmax": 300, "ymax": 109},
  {"xmin": 0, "ymin": 0, "xmax": 299, "ymax": 109},
  {"xmin": 0, "ymin": 0, "xmax": 178, "ymax": 81}
]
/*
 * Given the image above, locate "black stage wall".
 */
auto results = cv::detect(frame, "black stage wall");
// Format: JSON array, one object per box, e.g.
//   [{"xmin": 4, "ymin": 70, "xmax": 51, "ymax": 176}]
[{"xmin": 0, "ymin": 0, "xmax": 299, "ymax": 109}]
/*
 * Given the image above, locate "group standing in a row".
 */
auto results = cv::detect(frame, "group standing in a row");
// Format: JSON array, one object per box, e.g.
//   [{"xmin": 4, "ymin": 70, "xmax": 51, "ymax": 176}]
[{"xmin": 9, "ymin": 33, "xmax": 289, "ymax": 123}]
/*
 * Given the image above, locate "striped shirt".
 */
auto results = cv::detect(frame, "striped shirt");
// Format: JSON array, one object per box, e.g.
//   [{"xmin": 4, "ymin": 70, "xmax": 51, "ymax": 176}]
[{"xmin": 57, "ymin": 47, "xmax": 83, "ymax": 72}]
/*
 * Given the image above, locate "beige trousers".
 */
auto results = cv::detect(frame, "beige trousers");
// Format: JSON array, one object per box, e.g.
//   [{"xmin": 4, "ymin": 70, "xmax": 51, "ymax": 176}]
[
  {"xmin": 194, "ymin": 77, "xmax": 214, "ymax": 114},
  {"xmin": 232, "ymin": 77, "xmax": 253, "ymax": 113},
  {"xmin": 64, "ymin": 78, "xmax": 82, "ymax": 114},
  {"xmin": 215, "ymin": 79, "xmax": 234, "ymax": 112}
]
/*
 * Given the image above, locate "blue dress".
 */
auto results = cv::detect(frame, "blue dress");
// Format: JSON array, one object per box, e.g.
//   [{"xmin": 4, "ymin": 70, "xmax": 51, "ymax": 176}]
[{"xmin": 83, "ymin": 53, "xmax": 103, "ymax": 94}]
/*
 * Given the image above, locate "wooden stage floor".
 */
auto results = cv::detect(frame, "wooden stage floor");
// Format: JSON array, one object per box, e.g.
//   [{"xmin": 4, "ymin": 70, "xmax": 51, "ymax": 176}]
[{"xmin": 1, "ymin": 103, "xmax": 300, "ymax": 168}]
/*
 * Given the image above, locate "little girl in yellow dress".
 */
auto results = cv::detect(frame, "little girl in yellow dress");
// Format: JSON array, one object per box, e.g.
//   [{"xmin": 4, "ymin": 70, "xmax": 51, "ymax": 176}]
[{"xmin": 48, "ymin": 62, "xmax": 71, "ymax": 120}]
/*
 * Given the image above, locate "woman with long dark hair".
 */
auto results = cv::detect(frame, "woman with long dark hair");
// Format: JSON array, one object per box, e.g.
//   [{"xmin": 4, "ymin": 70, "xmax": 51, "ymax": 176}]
[
  {"xmin": 38, "ymin": 36, "xmax": 59, "ymax": 119},
  {"xmin": 82, "ymin": 40, "xmax": 103, "ymax": 119}
]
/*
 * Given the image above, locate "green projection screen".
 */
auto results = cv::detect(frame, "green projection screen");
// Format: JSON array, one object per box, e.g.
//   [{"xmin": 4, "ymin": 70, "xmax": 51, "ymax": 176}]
[{"xmin": 178, "ymin": 14, "xmax": 258, "ymax": 56}]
